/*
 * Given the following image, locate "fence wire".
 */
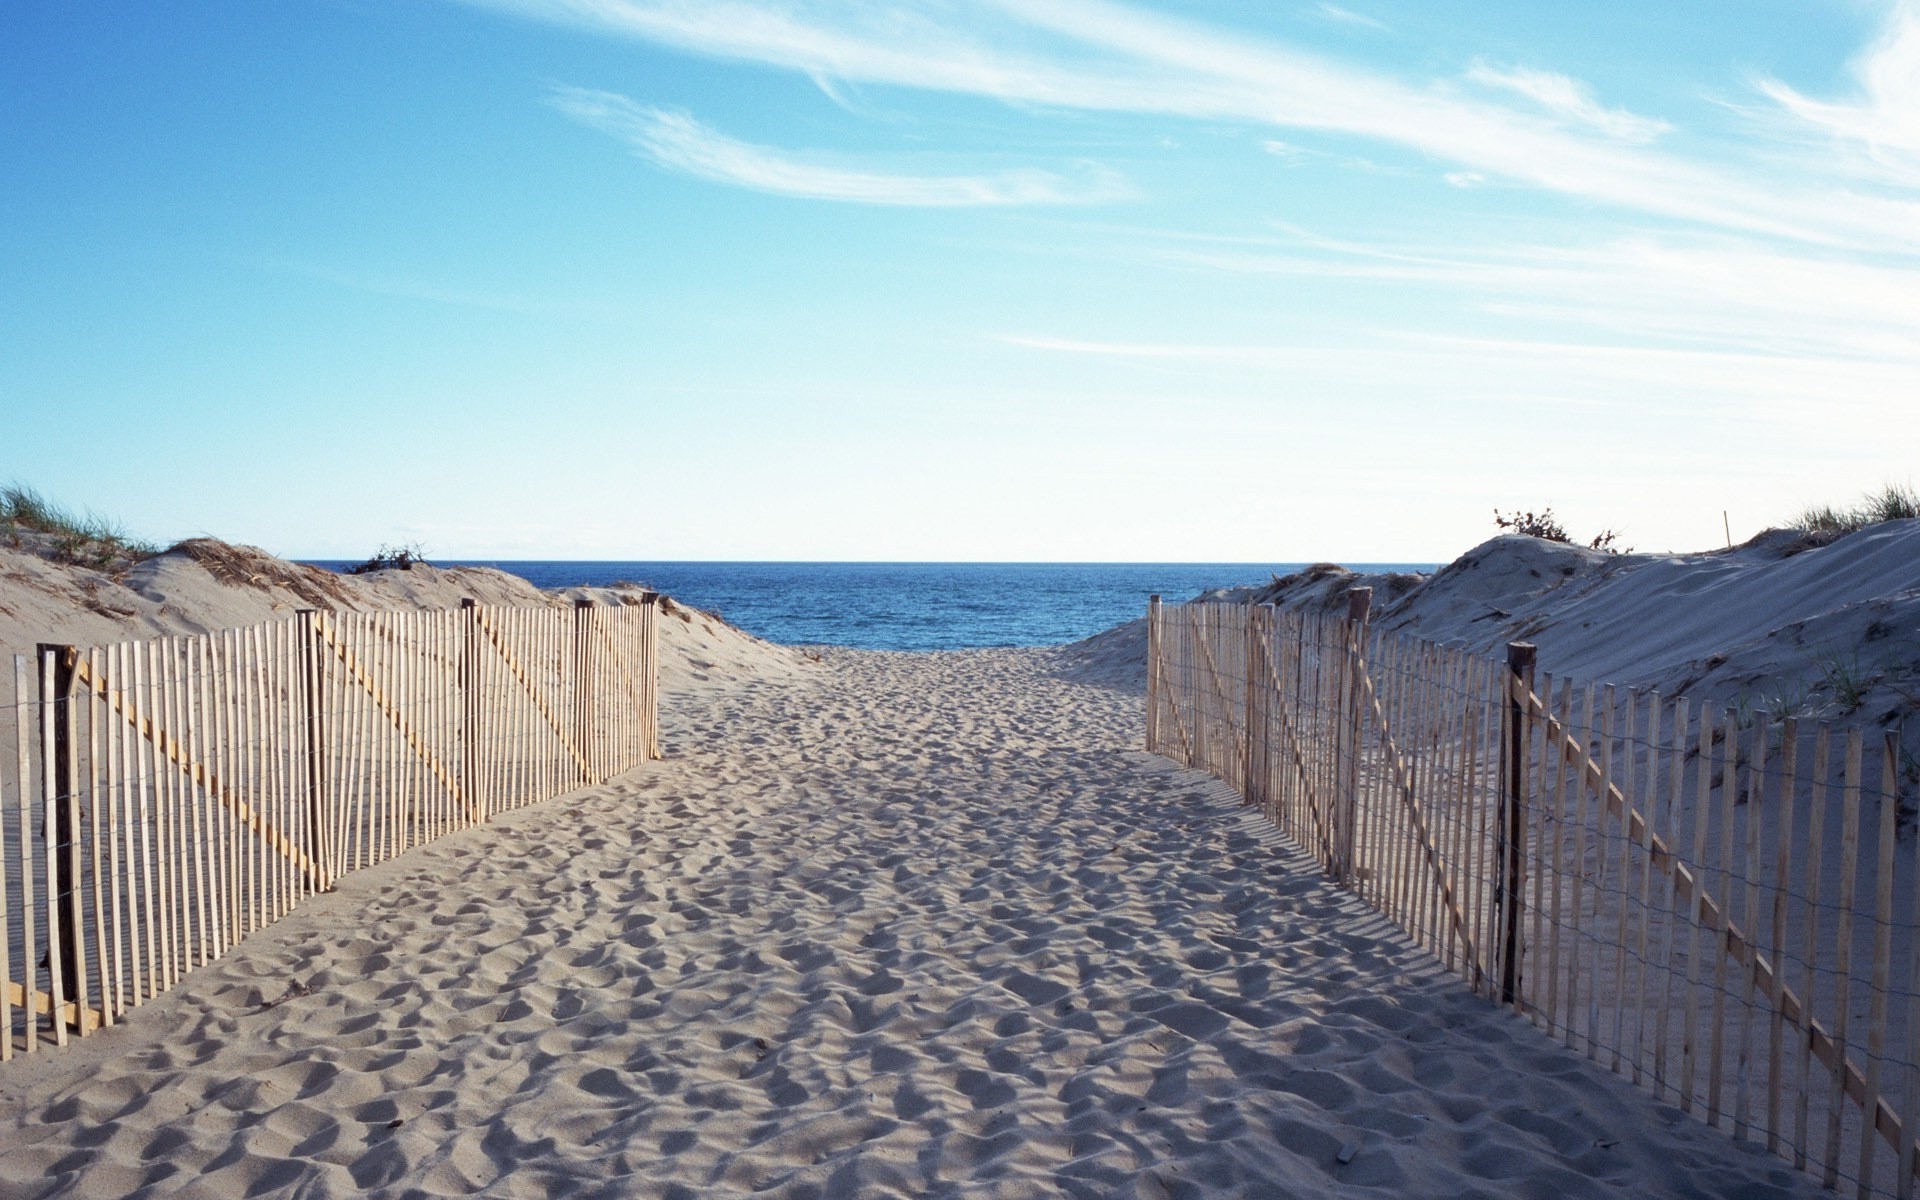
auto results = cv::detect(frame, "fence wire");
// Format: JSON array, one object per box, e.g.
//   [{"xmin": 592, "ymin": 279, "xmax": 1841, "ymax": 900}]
[
  {"xmin": 1, "ymin": 599, "xmax": 660, "ymax": 1059},
  {"xmin": 1147, "ymin": 596, "xmax": 1919, "ymax": 1200}
]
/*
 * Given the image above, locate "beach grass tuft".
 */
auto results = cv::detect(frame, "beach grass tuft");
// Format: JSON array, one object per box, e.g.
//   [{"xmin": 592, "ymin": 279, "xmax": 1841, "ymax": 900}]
[
  {"xmin": 1, "ymin": 482, "xmax": 160, "ymax": 568},
  {"xmin": 1790, "ymin": 482, "xmax": 1920, "ymax": 536}
]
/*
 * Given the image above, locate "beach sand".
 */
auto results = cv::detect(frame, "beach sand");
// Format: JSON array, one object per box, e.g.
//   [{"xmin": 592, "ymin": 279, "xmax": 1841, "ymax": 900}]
[{"xmin": 0, "ymin": 646, "xmax": 1820, "ymax": 1198}]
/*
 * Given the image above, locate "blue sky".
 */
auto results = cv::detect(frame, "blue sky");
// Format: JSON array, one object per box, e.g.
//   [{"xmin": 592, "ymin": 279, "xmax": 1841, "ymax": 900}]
[{"xmin": 4, "ymin": 0, "xmax": 1916, "ymax": 561}]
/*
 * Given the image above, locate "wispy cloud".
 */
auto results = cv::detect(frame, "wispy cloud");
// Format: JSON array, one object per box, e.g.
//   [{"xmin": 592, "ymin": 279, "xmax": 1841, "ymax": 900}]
[
  {"xmin": 1314, "ymin": 4, "xmax": 1388, "ymax": 33},
  {"xmin": 549, "ymin": 87, "xmax": 1130, "ymax": 206},
  {"xmin": 997, "ymin": 328, "xmax": 1920, "ymax": 423},
  {"xmin": 257, "ymin": 256, "xmax": 619, "ymax": 321},
  {"xmin": 1137, "ymin": 226, "xmax": 1920, "ymax": 366},
  {"xmin": 1260, "ymin": 138, "xmax": 1400, "ymax": 173},
  {"xmin": 1760, "ymin": 0, "xmax": 1920, "ymax": 184},
  {"xmin": 1464, "ymin": 61, "xmax": 1671, "ymax": 143},
  {"xmin": 472, "ymin": 0, "xmax": 1920, "ymax": 249}
]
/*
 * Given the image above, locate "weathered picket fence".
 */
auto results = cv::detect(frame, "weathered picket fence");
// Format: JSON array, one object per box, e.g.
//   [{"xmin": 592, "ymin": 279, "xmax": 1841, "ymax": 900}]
[
  {"xmin": 2, "ymin": 596, "xmax": 659, "ymax": 1056},
  {"xmin": 1148, "ymin": 593, "xmax": 1919, "ymax": 1199}
]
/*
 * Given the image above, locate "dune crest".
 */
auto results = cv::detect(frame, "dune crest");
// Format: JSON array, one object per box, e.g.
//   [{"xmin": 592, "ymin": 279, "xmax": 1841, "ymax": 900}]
[
  {"xmin": 0, "ymin": 536, "xmax": 812, "ymax": 701},
  {"xmin": 1063, "ymin": 522, "xmax": 1920, "ymax": 732}
]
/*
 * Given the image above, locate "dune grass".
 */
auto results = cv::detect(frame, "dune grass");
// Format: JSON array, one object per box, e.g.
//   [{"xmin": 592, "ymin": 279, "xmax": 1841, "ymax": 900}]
[
  {"xmin": 0, "ymin": 482, "xmax": 160, "ymax": 568},
  {"xmin": 1791, "ymin": 483, "xmax": 1920, "ymax": 537}
]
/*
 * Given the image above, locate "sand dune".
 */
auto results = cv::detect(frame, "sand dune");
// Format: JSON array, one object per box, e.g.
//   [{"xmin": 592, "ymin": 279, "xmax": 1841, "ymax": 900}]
[
  {"xmin": 0, "ymin": 646, "xmax": 1821, "ymax": 1198},
  {"xmin": 1063, "ymin": 521, "xmax": 1920, "ymax": 734},
  {"xmin": 0, "ymin": 535, "xmax": 812, "ymax": 702}
]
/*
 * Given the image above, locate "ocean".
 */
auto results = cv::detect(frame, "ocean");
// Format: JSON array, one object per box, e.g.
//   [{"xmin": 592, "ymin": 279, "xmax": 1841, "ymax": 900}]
[{"xmin": 308, "ymin": 562, "xmax": 1434, "ymax": 652}]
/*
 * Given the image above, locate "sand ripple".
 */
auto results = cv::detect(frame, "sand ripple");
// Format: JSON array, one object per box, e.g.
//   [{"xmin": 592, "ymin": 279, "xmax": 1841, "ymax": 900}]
[{"xmin": 0, "ymin": 648, "xmax": 1820, "ymax": 1198}]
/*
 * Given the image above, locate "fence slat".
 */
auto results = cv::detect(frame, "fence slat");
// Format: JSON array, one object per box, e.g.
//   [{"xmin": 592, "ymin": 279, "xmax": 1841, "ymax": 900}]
[
  {"xmin": 2, "ymin": 601, "xmax": 659, "ymax": 1067},
  {"xmin": 1736, "ymin": 718, "xmax": 1767, "ymax": 1141},
  {"xmin": 1141, "ymin": 598, "xmax": 1918, "ymax": 1199},
  {"xmin": 1863, "ymin": 733, "xmax": 1900, "ymax": 1198},
  {"xmin": 1768, "ymin": 717, "xmax": 1799, "ymax": 1152},
  {"xmin": 9, "ymin": 655, "xmax": 28, "ymax": 1054},
  {"xmin": 1606, "ymin": 685, "xmax": 1628, "ymax": 1072},
  {"xmin": 1630, "ymin": 690, "xmax": 1660, "ymax": 1084},
  {"xmin": 1654, "ymin": 695, "xmax": 1690, "ymax": 1102},
  {"xmin": 1829, "ymin": 730, "xmax": 1864, "ymax": 1187}
]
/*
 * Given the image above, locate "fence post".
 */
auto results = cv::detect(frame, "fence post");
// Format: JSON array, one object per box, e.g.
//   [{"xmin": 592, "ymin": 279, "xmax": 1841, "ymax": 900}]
[
  {"xmin": 294, "ymin": 611, "xmax": 329, "ymax": 888},
  {"xmin": 1241, "ymin": 604, "xmax": 1256, "ymax": 806},
  {"xmin": 1146, "ymin": 596, "xmax": 1162, "ymax": 753},
  {"xmin": 640, "ymin": 592, "xmax": 660, "ymax": 761},
  {"xmin": 38, "ymin": 643, "xmax": 84, "ymax": 1037},
  {"xmin": 460, "ymin": 599, "xmax": 480, "ymax": 819},
  {"xmin": 1244, "ymin": 604, "xmax": 1273, "ymax": 808},
  {"xmin": 573, "ymin": 599, "xmax": 594, "ymax": 785},
  {"xmin": 1500, "ymin": 641, "xmax": 1538, "ymax": 1009},
  {"xmin": 1342, "ymin": 588, "xmax": 1372, "ymax": 886}
]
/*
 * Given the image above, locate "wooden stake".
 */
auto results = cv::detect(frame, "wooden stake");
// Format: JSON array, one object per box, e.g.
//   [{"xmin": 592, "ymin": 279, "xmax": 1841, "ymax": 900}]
[
  {"xmin": 1766, "ymin": 717, "xmax": 1797, "ymax": 1152},
  {"xmin": 1546, "ymin": 677, "xmax": 1572, "ymax": 1045},
  {"xmin": 39, "ymin": 646, "xmax": 71, "ymax": 1046},
  {"xmin": 1525, "ymin": 667, "xmax": 1556, "ymax": 1026},
  {"xmin": 179, "ymin": 641, "xmax": 206, "ymax": 970},
  {"xmin": 1602, "ymin": 683, "xmax": 1625, "ymax": 1070},
  {"xmin": 1500, "ymin": 642, "xmax": 1536, "ymax": 1009},
  {"xmin": 1861, "ymin": 732, "xmax": 1899, "ymax": 1197},
  {"xmin": 1901, "ymin": 740, "xmax": 1920, "ymax": 1198},
  {"xmin": 574, "ymin": 600, "xmax": 594, "ymax": 786},
  {"xmin": 1608, "ymin": 688, "xmax": 1638, "ymax": 1074},
  {"xmin": 83, "ymin": 649, "xmax": 110, "ymax": 1021},
  {"xmin": 132, "ymin": 641, "xmax": 158, "ymax": 1002},
  {"xmin": 249, "ymin": 626, "xmax": 268, "ymax": 933},
  {"xmin": 1826, "ymin": 728, "xmax": 1863, "ymax": 1187},
  {"xmin": 296, "ymin": 612, "xmax": 327, "ymax": 892},
  {"xmin": 1146, "ymin": 596, "xmax": 1162, "ymax": 753},
  {"xmin": 1654, "ymin": 696, "xmax": 1690, "ymax": 1102},
  {"xmin": 1732, "ymin": 715, "xmax": 1767, "ymax": 1141},
  {"xmin": 105, "ymin": 644, "xmax": 131, "ymax": 1007},
  {"xmin": 1568, "ymin": 683, "xmax": 1595, "ymax": 1057},
  {"xmin": 9, "ymin": 654, "xmax": 28, "ymax": 1053},
  {"xmin": 1706, "ymin": 709, "xmax": 1739, "ymax": 1128},
  {"xmin": 644, "ymin": 595, "xmax": 661, "ymax": 761},
  {"xmin": 1631, "ymin": 690, "xmax": 1662, "ymax": 1083}
]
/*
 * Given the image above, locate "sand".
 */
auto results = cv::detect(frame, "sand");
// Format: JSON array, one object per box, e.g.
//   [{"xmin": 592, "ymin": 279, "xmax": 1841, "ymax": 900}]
[
  {"xmin": 0, "ymin": 535, "xmax": 813, "ymax": 706},
  {"xmin": 0, "ymin": 645, "xmax": 1822, "ymax": 1199},
  {"xmin": 1064, "ymin": 521, "xmax": 1920, "ymax": 736}
]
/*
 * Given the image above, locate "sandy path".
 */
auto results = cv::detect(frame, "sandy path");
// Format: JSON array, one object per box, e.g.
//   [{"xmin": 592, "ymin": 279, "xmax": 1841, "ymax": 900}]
[{"xmin": 0, "ymin": 649, "xmax": 1819, "ymax": 1199}]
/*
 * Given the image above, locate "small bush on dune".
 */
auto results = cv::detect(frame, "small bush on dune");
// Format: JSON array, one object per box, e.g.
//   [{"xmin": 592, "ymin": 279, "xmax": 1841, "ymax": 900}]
[
  {"xmin": 0, "ymin": 482, "xmax": 160, "ymax": 568},
  {"xmin": 1790, "ymin": 483, "xmax": 1920, "ymax": 537},
  {"xmin": 345, "ymin": 542, "xmax": 430, "ymax": 574},
  {"xmin": 1493, "ymin": 508, "xmax": 1630, "ymax": 554}
]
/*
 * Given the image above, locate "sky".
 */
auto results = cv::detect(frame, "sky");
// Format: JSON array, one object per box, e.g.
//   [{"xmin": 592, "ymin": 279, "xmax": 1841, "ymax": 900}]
[{"xmin": 3, "ymin": 0, "xmax": 1917, "ymax": 562}]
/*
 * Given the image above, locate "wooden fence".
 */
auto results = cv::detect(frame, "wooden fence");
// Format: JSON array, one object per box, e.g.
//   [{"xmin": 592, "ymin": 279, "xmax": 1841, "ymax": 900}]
[
  {"xmin": 1, "ymin": 596, "xmax": 659, "ymax": 1057},
  {"xmin": 1147, "ymin": 594, "xmax": 1920, "ymax": 1199}
]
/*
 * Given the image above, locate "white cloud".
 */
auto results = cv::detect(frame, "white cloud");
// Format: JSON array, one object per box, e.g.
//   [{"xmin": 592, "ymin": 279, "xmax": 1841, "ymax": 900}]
[
  {"xmin": 1464, "ymin": 61, "xmax": 1672, "ymax": 143},
  {"xmin": 1443, "ymin": 170, "xmax": 1485, "ymax": 188},
  {"xmin": 1761, "ymin": 0, "xmax": 1920, "ymax": 184},
  {"xmin": 549, "ymin": 88, "xmax": 1130, "ymax": 206},
  {"xmin": 997, "ymin": 328, "xmax": 1920, "ymax": 423},
  {"xmin": 473, "ymin": 0, "xmax": 1920, "ymax": 249},
  {"xmin": 1260, "ymin": 138, "xmax": 1396, "ymax": 173},
  {"xmin": 1139, "ymin": 227, "xmax": 1920, "ymax": 368},
  {"xmin": 1314, "ymin": 4, "xmax": 1388, "ymax": 33}
]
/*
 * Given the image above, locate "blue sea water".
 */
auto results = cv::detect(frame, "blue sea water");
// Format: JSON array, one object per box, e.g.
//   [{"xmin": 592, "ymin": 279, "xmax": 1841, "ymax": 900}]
[{"xmin": 310, "ymin": 562, "xmax": 1433, "ymax": 652}]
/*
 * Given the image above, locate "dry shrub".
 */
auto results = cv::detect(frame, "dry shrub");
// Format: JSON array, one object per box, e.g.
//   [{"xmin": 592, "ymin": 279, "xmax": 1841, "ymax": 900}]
[{"xmin": 168, "ymin": 538, "xmax": 350, "ymax": 609}]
